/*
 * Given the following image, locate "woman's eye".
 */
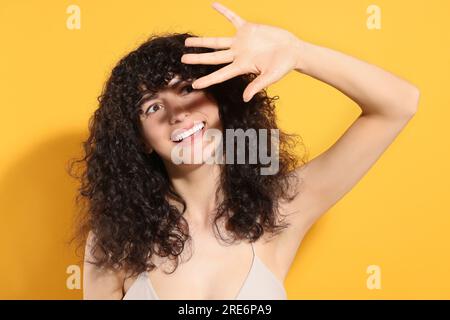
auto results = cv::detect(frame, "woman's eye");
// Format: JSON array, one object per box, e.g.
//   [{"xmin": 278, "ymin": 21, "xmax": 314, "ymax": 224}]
[
  {"xmin": 143, "ymin": 85, "xmax": 194, "ymax": 116},
  {"xmin": 182, "ymin": 84, "xmax": 194, "ymax": 94},
  {"xmin": 145, "ymin": 103, "xmax": 163, "ymax": 115}
]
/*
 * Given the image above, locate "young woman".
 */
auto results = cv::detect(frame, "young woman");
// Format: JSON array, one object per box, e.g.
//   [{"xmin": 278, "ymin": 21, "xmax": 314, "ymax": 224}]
[{"xmin": 72, "ymin": 2, "xmax": 420, "ymax": 300}]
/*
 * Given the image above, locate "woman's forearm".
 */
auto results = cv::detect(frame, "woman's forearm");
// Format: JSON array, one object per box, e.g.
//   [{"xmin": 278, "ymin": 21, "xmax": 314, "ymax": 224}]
[{"xmin": 293, "ymin": 40, "xmax": 420, "ymax": 118}]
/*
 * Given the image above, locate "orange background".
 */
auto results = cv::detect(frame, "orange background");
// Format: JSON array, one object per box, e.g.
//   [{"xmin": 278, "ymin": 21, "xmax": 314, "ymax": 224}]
[{"xmin": 0, "ymin": 0, "xmax": 449, "ymax": 299}]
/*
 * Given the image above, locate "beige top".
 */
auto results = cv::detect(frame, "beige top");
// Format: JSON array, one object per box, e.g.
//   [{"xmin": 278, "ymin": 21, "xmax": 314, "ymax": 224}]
[{"xmin": 123, "ymin": 242, "xmax": 287, "ymax": 300}]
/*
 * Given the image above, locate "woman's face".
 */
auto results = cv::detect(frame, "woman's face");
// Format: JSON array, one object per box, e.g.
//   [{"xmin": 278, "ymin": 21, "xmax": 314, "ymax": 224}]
[{"xmin": 138, "ymin": 75, "xmax": 223, "ymax": 163}]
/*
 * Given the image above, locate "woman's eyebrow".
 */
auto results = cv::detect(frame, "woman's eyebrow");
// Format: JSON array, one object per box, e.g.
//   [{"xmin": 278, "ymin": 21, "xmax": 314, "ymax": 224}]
[{"xmin": 136, "ymin": 78, "xmax": 188, "ymax": 107}]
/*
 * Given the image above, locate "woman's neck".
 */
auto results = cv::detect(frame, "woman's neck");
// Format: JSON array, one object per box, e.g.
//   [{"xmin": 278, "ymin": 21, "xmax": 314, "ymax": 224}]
[{"xmin": 165, "ymin": 162, "xmax": 223, "ymax": 230}]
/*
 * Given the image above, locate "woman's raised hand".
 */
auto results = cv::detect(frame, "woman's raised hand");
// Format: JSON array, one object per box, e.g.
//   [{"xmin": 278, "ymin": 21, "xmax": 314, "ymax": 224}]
[{"xmin": 181, "ymin": 2, "xmax": 304, "ymax": 102}]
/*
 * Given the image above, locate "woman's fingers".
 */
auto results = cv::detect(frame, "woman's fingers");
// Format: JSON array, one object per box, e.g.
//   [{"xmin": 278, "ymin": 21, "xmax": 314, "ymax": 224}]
[
  {"xmin": 242, "ymin": 71, "xmax": 282, "ymax": 102},
  {"xmin": 185, "ymin": 36, "xmax": 233, "ymax": 49},
  {"xmin": 192, "ymin": 63, "xmax": 243, "ymax": 89},
  {"xmin": 212, "ymin": 2, "xmax": 246, "ymax": 29},
  {"xmin": 181, "ymin": 2, "xmax": 256, "ymax": 91},
  {"xmin": 181, "ymin": 49, "xmax": 234, "ymax": 65}
]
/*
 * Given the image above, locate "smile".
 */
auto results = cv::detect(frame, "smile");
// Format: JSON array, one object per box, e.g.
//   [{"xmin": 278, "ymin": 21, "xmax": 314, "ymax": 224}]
[{"xmin": 171, "ymin": 121, "xmax": 205, "ymax": 142}]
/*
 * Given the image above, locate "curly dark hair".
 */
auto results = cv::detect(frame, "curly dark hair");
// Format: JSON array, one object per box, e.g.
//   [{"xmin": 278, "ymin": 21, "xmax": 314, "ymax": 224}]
[{"xmin": 67, "ymin": 31, "xmax": 309, "ymax": 279}]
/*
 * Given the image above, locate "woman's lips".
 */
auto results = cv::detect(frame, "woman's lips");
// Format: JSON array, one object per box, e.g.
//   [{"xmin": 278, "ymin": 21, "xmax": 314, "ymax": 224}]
[
  {"xmin": 175, "ymin": 122, "xmax": 206, "ymax": 146},
  {"xmin": 171, "ymin": 121, "xmax": 206, "ymax": 143}
]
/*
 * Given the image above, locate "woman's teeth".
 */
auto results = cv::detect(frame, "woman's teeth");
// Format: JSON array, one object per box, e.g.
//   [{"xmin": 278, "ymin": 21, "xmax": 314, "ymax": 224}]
[{"xmin": 173, "ymin": 122, "xmax": 205, "ymax": 142}]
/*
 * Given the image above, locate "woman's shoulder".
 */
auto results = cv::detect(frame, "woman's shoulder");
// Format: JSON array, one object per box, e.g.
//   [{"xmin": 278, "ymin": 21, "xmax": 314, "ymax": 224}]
[{"xmin": 83, "ymin": 231, "xmax": 126, "ymax": 300}]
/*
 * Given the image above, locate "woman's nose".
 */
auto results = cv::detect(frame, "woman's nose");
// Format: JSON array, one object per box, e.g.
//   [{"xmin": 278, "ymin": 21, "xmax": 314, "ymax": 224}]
[{"xmin": 168, "ymin": 101, "xmax": 190, "ymax": 124}]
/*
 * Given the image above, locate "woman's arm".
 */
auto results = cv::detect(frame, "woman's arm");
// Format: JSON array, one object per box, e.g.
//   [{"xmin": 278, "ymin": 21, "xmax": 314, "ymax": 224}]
[
  {"xmin": 274, "ymin": 41, "xmax": 420, "ymax": 276},
  {"xmin": 277, "ymin": 39, "xmax": 420, "ymax": 254},
  {"xmin": 294, "ymin": 40, "xmax": 420, "ymax": 118},
  {"xmin": 83, "ymin": 231, "xmax": 125, "ymax": 300}
]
